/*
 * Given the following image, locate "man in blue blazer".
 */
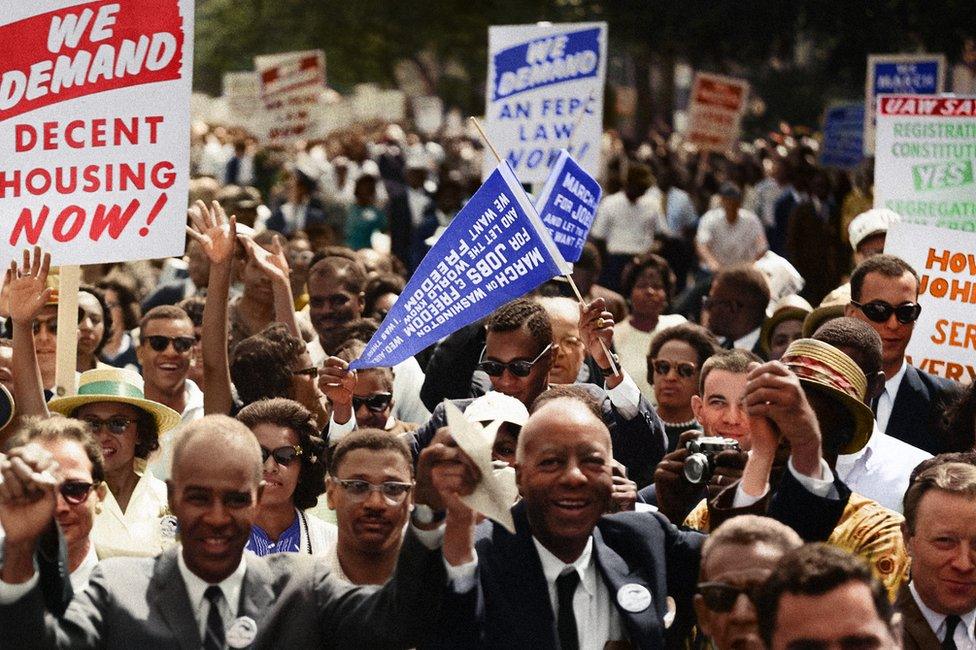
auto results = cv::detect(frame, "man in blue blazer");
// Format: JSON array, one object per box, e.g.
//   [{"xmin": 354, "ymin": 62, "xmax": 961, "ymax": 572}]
[
  {"xmin": 425, "ymin": 371, "xmax": 848, "ymax": 649},
  {"xmin": 845, "ymin": 255, "xmax": 963, "ymax": 454}
]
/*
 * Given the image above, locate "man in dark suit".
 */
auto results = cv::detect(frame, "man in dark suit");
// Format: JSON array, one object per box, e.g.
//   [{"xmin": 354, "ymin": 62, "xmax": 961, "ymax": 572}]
[
  {"xmin": 387, "ymin": 158, "xmax": 437, "ymax": 275},
  {"xmin": 427, "ymin": 374, "xmax": 848, "ymax": 648},
  {"xmin": 0, "ymin": 415, "xmax": 474, "ymax": 649},
  {"xmin": 845, "ymin": 254, "xmax": 962, "ymax": 454},
  {"xmin": 898, "ymin": 460, "xmax": 976, "ymax": 649},
  {"xmin": 703, "ymin": 265, "xmax": 770, "ymax": 360}
]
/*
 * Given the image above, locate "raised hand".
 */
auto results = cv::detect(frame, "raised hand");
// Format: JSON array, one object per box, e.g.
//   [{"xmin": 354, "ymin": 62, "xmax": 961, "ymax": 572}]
[
  {"xmin": 7, "ymin": 247, "xmax": 52, "ymax": 325},
  {"xmin": 186, "ymin": 199, "xmax": 237, "ymax": 265},
  {"xmin": 579, "ymin": 297, "xmax": 615, "ymax": 362},
  {"xmin": 0, "ymin": 444, "xmax": 58, "ymax": 546},
  {"xmin": 240, "ymin": 234, "xmax": 290, "ymax": 284}
]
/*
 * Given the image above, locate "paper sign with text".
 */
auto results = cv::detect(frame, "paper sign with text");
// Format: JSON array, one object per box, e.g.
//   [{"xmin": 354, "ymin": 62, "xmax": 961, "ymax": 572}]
[
  {"xmin": 533, "ymin": 149, "xmax": 601, "ymax": 263},
  {"xmin": 0, "ymin": 0, "xmax": 193, "ymax": 267},
  {"xmin": 222, "ymin": 71, "xmax": 262, "ymax": 131},
  {"xmin": 874, "ymin": 95, "xmax": 976, "ymax": 230},
  {"xmin": 685, "ymin": 72, "xmax": 749, "ymax": 152},
  {"xmin": 351, "ymin": 162, "xmax": 570, "ymax": 369},
  {"xmin": 864, "ymin": 54, "xmax": 945, "ymax": 155},
  {"xmin": 254, "ymin": 50, "xmax": 324, "ymax": 145},
  {"xmin": 483, "ymin": 22, "xmax": 607, "ymax": 183},
  {"xmin": 820, "ymin": 103, "xmax": 864, "ymax": 169},
  {"xmin": 885, "ymin": 222, "xmax": 976, "ymax": 383}
]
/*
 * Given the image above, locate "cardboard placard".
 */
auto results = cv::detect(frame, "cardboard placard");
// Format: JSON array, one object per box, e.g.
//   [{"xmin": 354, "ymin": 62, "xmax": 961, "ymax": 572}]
[
  {"xmin": 254, "ymin": 49, "xmax": 325, "ymax": 145},
  {"xmin": 685, "ymin": 72, "xmax": 749, "ymax": 152}
]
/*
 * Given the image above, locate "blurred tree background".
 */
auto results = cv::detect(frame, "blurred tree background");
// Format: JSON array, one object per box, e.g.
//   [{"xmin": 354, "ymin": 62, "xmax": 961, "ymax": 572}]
[{"xmin": 194, "ymin": 0, "xmax": 975, "ymax": 138}]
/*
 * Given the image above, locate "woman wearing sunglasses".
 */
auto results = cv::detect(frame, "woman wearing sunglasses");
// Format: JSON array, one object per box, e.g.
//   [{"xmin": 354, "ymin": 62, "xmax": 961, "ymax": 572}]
[
  {"xmin": 647, "ymin": 324, "xmax": 720, "ymax": 452},
  {"xmin": 236, "ymin": 398, "xmax": 336, "ymax": 556}
]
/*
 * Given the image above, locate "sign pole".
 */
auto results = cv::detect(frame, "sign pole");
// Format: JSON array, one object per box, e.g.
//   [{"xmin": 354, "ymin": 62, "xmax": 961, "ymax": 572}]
[
  {"xmin": 469, "ymin": 117, "xmax": 620, "ymax": 377},
  {"xmin": 54, "ymin": 264, "xmax": 80, "ymax": 397}
]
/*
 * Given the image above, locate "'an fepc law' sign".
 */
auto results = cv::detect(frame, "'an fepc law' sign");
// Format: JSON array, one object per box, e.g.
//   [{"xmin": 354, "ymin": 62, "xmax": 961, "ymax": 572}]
[{"xmin": 483, "ymin": 22, "xmax": 607, "ymax": 184}]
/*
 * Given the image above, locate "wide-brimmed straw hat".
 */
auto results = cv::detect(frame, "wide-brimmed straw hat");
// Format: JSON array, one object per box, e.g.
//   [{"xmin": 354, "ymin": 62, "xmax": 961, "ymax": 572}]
[
  {"xmin": 780, "ymin": 338, "xmax": 874, "ymax": 455},
  {"xmin": 48, "ymin": 368, "xmax": 181, "ymax": 435},
  {"xmin": 802, "ymin": 284, "xmax": 852, "ymax": 338},
  {"xmin": 759, "ymin": 295, "xmax": 813, "ymax": 357}
]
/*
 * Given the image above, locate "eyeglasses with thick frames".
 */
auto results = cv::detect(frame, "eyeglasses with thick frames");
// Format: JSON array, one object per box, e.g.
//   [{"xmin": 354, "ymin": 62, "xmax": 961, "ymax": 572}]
[
  {"xmin": 650, "ymin": 359, "xmax": 697, "ymax": 378},
  {"xmin": 332, "ymin": 478, "xmax": 412, "ymax": 504},
  {"xmin": 477, "ymin": 343, "xmax": 553, "ymax": 378},
  {"xmin": 260, "ymin": 445, "xmax": 303, "ymax": 466},
  {"xmin": 352, "ymin": 392, "xmax": 393, "ymax": 412},
  {"xmin": 850, "ymin": 300, "xmax": 921, "ymax": 324},
  {"xmin": 81, "ymin": 416, "xmax": 136, "ymax": 436},
  {"xmin": 59, "ymin": 480, "xmax": 97, "ymax": 505},
  {"xmin": 145, "ymin": 335, "xmax": 196, "ymax": 353}
]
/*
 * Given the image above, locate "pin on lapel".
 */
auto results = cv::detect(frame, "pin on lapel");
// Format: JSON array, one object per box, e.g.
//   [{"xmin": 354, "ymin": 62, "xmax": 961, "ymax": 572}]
[
  {"xmin": 226, "ymin": 616, "xmax": 258, "ymax": 648},
  {"xmin": 616, "ymin": 583, "xmax": 652, "ymax": 613}
]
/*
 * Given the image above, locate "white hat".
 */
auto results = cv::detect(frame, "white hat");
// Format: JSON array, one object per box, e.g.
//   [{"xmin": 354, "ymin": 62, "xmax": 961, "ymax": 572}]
[
  {"xmin": 848, "ymin": 209, "xmax": 901, "ymax": 251},
  {"xmin": 464, "ymin": 393, "xmax": 529, "ymax": 427}
]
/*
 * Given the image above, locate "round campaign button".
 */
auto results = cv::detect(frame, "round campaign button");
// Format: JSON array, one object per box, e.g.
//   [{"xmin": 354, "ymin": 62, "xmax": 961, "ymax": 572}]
[
  {"xmin": 616, "ymin": 583, "xmax": 652, "ymax": 613},
  {"xmin": 158, "ymin": 515, "xmax": 178, "ymax": 540},
  {"xmin": 226, "ymin": 616, "xmax": 258, "ymax": 648}
]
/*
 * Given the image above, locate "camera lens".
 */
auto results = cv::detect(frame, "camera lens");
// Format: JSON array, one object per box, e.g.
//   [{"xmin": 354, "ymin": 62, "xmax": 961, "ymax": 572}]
[{"xmin": 684, "ymin": 453, "xmax": 710, "ymax": 484}]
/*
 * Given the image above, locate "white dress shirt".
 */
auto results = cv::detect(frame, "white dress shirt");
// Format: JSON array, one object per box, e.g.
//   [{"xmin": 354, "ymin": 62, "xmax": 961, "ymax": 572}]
[
  {"xmin": 835, "ymin": 423, "xmax": 932, "ymax": 513},
  {"xmin": 590, "ymin": 191, "xmax": 661, "ymax": 255},
  {"xmin": 177, "ymin": 549, "xmax": 246, "ymax": 641},
  {"xmin": 910, "ymin": 581, "xmax": 976, "ymax": 649},
  {"xmin": 726, "ymin": 326, "xmax": 762, "ymax": 354},
  {"xmin": 875, "ymin": 359, "xmax": 908, "ymax": 434},
  {"xmin": 533, "ymin": 536, "xmax": 625, "ymax": 647}
]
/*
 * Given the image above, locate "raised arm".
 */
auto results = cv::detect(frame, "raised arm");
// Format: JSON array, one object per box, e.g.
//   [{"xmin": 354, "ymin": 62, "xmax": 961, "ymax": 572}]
[
  {"xmin": 238, "ymin": 234, "xmax": 301, "ymax": 339},
  {"xmin": 8, "ymin": 247, "xmax": 53, "ymax": 421},
  {"xmin": 186, "ymin": 200, "xmax": 237, "ymax": 415}
]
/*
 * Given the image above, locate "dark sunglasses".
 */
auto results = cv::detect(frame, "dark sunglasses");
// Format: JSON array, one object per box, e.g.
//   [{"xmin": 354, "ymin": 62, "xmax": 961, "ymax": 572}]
[
  {"xmin": 697, "ymin": 581, "xmax": 762, "ymax": 612},
  {"xmin": 352, "ymin": 392, "xmax": 393, "ymax": 412},
  {"xmin": 82, "ymin": 416, "xmax": 136, "ymax": 436},
  {"xmin": 260, "ymin": 445, "xmax": 303, "ymax": 466},
  {"xmin": 59, "ymin": 480, "xmax": 96, "ymax": 505},
  {"xmin": 477, "ymin": 343, "xmax": 553, "ymax": 378},
  {"xmin": 145, "ymin": 335, "xmax": 196, "ymax": 353},
  {"xmin": 651, "ymin": 359, "xmax": 697, "ymax": 378},
  {"xmin": 850, "ymin": 300, "xmax": 921, "ymax": 325}
]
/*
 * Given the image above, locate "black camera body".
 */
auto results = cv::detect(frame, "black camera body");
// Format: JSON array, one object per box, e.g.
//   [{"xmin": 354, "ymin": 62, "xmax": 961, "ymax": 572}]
[{"xmin": 683, "ymin": 436, "xmax": 741, "ymax": 485}]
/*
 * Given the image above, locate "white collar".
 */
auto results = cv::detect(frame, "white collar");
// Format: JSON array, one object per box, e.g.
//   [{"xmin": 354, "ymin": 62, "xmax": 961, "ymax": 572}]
[
  {"xmin": 838, "ymin": 421, "xmax": 882, "ymax": 466},
  {"xmin": 910, "ymin": 581, "xmax": 976, "ymax": 642},
  {"xmin": 176, "ymin": 546, "xmax": 247, "ymax": 616},
  {"xmin": 69, "ymin": 543, "xmax": 100, "ymax": 592},
  {"xmin": 884, "ymin": 359, "xmax": 909, "ymax": 397},
  {"xmin": 732, "ymin": 326, "xmax": 762, "ymax": 352},
  {"xmin": 532, "ymin": 535, "xmax": 597, "ymax": 597}
]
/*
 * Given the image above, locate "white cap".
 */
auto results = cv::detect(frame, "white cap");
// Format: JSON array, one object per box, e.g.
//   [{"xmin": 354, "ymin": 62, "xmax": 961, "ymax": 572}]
[
  {"xmin": 848, "ymin": 209, "xmax": 901, "ymax": 251},
  {"xmin": 464, "ymin": 393, "xmax": 529, "ymax": 427}
]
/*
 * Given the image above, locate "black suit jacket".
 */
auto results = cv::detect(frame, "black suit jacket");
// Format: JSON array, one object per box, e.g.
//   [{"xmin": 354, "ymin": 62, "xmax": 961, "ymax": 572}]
[
  {"xmin": 895, "ymin": 584, "xmax": 942, "ymax": 650},
  {"xmin": 886, "ymin": 365, "xmax": 963, "ymax": 454},
  {"xmin": 410, "ymin": 385, "xmax": 667, "ymax": 488}
]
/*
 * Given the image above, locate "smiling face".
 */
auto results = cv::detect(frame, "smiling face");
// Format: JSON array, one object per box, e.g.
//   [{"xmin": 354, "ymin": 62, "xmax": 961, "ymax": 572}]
[
  {"xmin": 32, "ymin": 304, "xmax": 59, "ymax": 383},
  {"xmin": 327, "ymin": 448, "xmax": 412, "ymax": 554},
  {"xmin": 307, "ymin": 265, "xmax": 364, "ymax": 349},
  {"xmin": 77, "ymin": 291, "xmax": 106, "ymax": 357},
  {"xmin": 137, "ymin": 317, "xmax": 194, "ymax": 395},
  {"xmin": 516, "ymin": 399, "xmax": 612, "ymax": 563},
  {"xmin": 352, "ymin": 370, "xmax": 394, "ymax": 430},
  {"xmin": 74, "ymin": 401, "xmax": 142, "ymax": 475},
  {"xmin": 253, "ymin": 423, "xmax": 302, "ymax": 511},
  {"xmin": 692, "ymin": 369, "xmax": 752, "ymax": 450}
]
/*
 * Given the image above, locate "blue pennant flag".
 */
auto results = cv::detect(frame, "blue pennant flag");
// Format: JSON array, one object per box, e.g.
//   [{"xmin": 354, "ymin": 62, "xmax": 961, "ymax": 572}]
[
  {"xmin": 351, "ymin": 162, "xmax": 571, "ymax": 370},
  {"xmin": 533, "ymin": 149, "xmax": 602, "ymax": 263}
]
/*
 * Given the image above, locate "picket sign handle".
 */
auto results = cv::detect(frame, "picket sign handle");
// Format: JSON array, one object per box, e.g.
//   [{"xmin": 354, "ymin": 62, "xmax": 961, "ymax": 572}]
[
  {"xmin": 54, "ymin": 264, "xmax": 81, "ymax": 397},
  {"xmin": 469, "ymin": 117, "xmax": 620, "ymax": 378}
]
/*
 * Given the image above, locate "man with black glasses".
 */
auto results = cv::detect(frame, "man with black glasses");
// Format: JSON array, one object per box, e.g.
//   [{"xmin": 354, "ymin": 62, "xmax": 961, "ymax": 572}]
[{"xmin": 845, "ymin": 254, "xmax": 961, "ymax": 453}]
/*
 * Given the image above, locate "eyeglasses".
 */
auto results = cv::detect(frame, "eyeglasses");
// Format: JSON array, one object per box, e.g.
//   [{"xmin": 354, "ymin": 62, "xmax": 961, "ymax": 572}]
[
  {"xmin": 292, "ymin": 366, "xmax": 319, "ymax": 378},
  {"xmin": 651, "ymin": 359, "xmax": 697, "ymax": 378},
  {"xmin": 144, "ymin": 335, "xmax": 196, "ymax": 353},
  {"xmin": 82, "ymin": 416, "xmax": 136, "ymax": 436},
  {"xmin": 477, "ymin": 343, "xmax": 553, "ymax": 378},
  {"xmin": 697, "ymin": 581, "xmax": 762, "ymax": 612},
  {"xmin": 333, "ymin": 478, "xmax": 412, "ymax": 504},
  {"xmin": 352, "ymin": 392, "xmax": 393, "ymax": 412},
  {"xmin": 850, "ymin": 300, "xmax": 921, "ymax": 325},
  {"xmin": 260, "ymin": 445, "xmax": 303, "ymax": 466},
  {"xmin": 59, "ymin": 480, "xmax": 96, "ymax": 505}
]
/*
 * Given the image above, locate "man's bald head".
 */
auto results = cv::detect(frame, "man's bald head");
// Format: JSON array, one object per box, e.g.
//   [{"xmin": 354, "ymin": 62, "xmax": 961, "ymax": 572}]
[
  {"xmin": 517, "ymin": 393, "xmax": 610, "ymax": 463},
  {"xmin": 171, "ymin": 415, "xmax": 262, "ymax": 484}
]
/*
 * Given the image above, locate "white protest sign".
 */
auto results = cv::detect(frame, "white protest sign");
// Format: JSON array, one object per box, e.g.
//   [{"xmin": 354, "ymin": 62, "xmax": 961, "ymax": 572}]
[
  {"xmin": 685, "ymin": 72, "xmax": 750, "ymax": 152},
  {"xmin": 885, "ymin": 222, "xmax": 976, "ymax": 383},
  {"xmin": 222, "ymin": 71, "xmax": 263, "ymax": 130},
  {"xmin": 412, "ymin": 96, "xmax": 444, "ymax": 135},
  {"xmin": 483, "ymin": 21, "xmax": 607, "ymax": 183},
  {"xmin": 0, "ymin": 0, "xmax": 194, "ymax": 267},
  {"xmin": 254, "ymin": 50, "xmax": 325, "ymax": 145},
  {"xmin": 874, "ymin": 95, "xmax": 976, "ymax": 230},
  {"xmin": 864, "ymin": 54, "xmax": 946, "ymax": 155}
]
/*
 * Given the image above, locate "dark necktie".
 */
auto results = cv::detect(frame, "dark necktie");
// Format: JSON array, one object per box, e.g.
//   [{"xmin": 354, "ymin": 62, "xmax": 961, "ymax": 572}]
[
  {"xmin": 871, "ymin": 392, "xmax": 882, "ymax": 416},
  {"xmin": 556, "ymin": 570, "xmax": 580, "ymax": 650},
  {"xmin": 203, "ymin": 585, "xmax": 226, "ymax": 650},
  {"xmin": 943, "ymin": 614, "xmax": 961, "ymax": 650}
]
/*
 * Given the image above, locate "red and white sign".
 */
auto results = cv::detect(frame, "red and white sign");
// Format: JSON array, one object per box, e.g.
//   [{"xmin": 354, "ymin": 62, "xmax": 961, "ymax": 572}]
[
  {"xmin": 0, "ymin": 0, "xmax": 194, "ymax": 267},
  {"xmin": 254, "ymin": 50, "xmax": 325, "ymax": 145},
  {"xmin": 685, "ymin": 72, "xmax": 750, "ymax": 152}
]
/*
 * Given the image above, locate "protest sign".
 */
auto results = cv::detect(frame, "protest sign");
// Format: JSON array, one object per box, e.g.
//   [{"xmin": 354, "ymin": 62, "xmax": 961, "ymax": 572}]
[
  {"xmin": 533, "ymin": 149, "xmax": 601, "ymax": 263},
  {"xmin": 885, "ymin": 222, "xmax": 976, "ymax": 383},
  {"xmin": 351, "ymin": 162, "xmax": 570, "ymax": 369},
  {"xmin": 254, "ymin": 49, "xmax": 325, "ymax": 145},
  {"xmin": 0, "ymin": 0, "xmax": 194, "ymax": 267},
  {"xmin": 864, "ymin": 53, "xmax": 945, "ymax": 155},
  {"xmin": 820, "ymin": 103, "xmax": 865, "ymax": 169},
  {"xmin": 874, "ymin": 95, "xmax": 976, "ymax": 230},
  {"xmin": 483, "ymin": 21, "xmax": 607, "ymax": 183},
  {"xmin": 684, "ymin": 72, "xmax": 749, "ymax": 152},
  {"xmin": 412, "ymin": 95, "xmax": 443, "ymax": 135},
  {"xmin": 222, "ymin": 70, "xmax": 262, "ymax": 130}
]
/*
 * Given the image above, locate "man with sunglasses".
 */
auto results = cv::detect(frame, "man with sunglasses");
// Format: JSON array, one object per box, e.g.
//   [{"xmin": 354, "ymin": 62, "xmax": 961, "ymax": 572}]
[{"xmin": 845, "ymin": 254, "xmax": 962, "ymax": 453}]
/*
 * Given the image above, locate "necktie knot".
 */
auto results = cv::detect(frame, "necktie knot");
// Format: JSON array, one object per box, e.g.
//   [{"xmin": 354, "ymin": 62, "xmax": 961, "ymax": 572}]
[{"xmin": 204, "ymin": 585, "xmax": 223, "ymax": 605}]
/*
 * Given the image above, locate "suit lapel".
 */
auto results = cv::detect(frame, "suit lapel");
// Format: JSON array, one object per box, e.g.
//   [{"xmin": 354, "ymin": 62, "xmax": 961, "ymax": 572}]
[
  {"xmin": 149, "ymin": 549, "xmax": 203, "ymax": 650},
  {"xmin": 238, "ymin": 555, "xmax": 274, "ymax": 633},
  {"xmin": 887, "ymin": 367, "xmax": 923, "ymax": 445},
  {"xmin": 895, "ymin": 584, "xmax": 942, "ymax": 650},
  {"xmin": 592, "ymin": 526, "xmax": 659, "ymax": 645}
]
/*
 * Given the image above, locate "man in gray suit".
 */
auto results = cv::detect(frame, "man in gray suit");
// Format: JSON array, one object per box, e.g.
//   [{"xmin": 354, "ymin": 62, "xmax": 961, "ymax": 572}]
[{"xmin": 0, "ymin": 415, "xmax": 477, "ymax": 649}]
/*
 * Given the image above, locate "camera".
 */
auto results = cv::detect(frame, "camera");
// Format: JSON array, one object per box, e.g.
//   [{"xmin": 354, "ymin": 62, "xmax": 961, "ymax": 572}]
[{"xmin": 683, "ymin": 436, "xmax": 741, "ymax": 485}]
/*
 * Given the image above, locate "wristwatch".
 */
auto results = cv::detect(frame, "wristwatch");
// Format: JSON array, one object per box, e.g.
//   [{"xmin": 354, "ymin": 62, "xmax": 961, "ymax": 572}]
[
  {"xmin": 412, "ymin": 503, "xmax": 446, "ymax": 526},
  {"xmin": 598, "ymin": 351, "xmax": 621, "ymax": 378}
]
